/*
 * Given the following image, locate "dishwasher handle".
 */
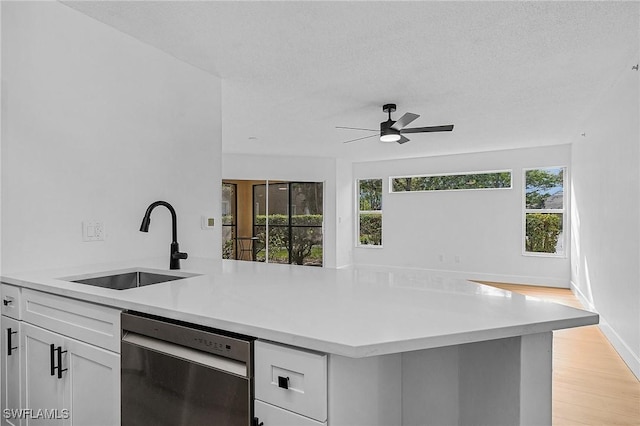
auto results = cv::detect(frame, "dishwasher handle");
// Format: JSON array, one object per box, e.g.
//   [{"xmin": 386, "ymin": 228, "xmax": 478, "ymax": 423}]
[{"xmin": 122, "ymin": 332, "xmax": 248, "ymax": 377}]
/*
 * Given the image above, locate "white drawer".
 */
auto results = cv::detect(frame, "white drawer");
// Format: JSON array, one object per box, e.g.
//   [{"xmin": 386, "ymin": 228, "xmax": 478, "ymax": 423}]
[
  {"xmin": 21, "ymin": 288, "xmax": 121, "ymax": 353},
  {"xmin": 1, "ymin": 284, "xmax": 22, "ymax": 320},
  {"xmin": 255, "ymin": 340, "xmax": 327, "ymax": 422},
  {"xmin": 255, "ymin": 400, "xmax": 326, "ymax": 426}
]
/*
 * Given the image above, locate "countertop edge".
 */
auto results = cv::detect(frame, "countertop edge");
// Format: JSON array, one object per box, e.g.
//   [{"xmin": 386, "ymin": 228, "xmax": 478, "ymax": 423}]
[
  {"xmin": 1, "ymin": 259, "xmax": 599, "ymax": 358},
  {"xmin": 1, "ymin": 275, "xmax": 599, "ymax": 358}
]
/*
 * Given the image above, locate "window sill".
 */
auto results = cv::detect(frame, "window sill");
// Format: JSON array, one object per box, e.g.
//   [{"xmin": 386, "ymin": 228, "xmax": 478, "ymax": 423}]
[{"xmin": 522, "ymin": 251, "xmax": 567, "ymax": 259}]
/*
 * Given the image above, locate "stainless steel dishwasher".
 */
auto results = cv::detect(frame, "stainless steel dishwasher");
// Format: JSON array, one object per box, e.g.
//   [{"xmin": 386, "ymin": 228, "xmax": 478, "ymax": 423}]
[{"xmin": 121, "ymin": 311, "xmax": 254, "ymax": 426}]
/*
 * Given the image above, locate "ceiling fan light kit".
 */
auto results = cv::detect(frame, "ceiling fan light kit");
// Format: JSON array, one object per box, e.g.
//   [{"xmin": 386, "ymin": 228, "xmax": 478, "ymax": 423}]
[
  {"xmin": 380, "ymin": 129, "xmax": 401, "ymax": 143},
  {"xmin": 340, "ymin": 103, "xmax": 454, "ymax": 145},
  {"xmin": 380, "ymin": 133, "xmax": 401, "ymax": 143}
]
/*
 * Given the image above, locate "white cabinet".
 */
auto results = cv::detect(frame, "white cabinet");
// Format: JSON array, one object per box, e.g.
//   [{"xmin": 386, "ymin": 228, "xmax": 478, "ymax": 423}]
[
  {"xmin": 254, "ymin": 340, "xmax": 404, "ymax": 426},
  {"xmin": 21, "ymin": 323, "xmax": 65, "ymax": 425},
  {"xmin": 254, "ymin": 400, "xmax": 325, "ymax": 426},
  {"xmin": 1, "ymin": 286, "xmax": 22, "ymax": 320},
  {"xmin": 21, "ymin": 289, "xmax": 120, "ymax": 353},
  {"xmin": 1, "ymin": 284, "xmax": 121, "ymax": 426},
  {"xmin": 1, "ymin": 317, "xmax": 22, "ymax": 426},
  {"xmin": 254, "ymin": 340, "xmax": 327, "ymax": 426},
  {"xmin": 22, "ymin": 323, "xmax": 119, "ymax": 426}
]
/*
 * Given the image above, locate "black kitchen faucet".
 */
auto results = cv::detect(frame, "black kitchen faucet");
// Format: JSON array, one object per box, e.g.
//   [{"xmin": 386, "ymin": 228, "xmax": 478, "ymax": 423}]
[{"xmin": 139, "ymin": 201, "xmax": 188, "ymax": 270}]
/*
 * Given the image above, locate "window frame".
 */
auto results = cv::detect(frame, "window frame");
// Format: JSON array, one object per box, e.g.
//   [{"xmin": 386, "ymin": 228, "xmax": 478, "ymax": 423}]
[
  {"xmin": 252, "ymin": 181, "xmax": 324, "ymax": 266},
  {"xmin": 356, "ymin": 178, "xmax": 383, "ymax": 248},
  {"xmin": 221, "ymin": 182, "xmax": 237, "ymax": 260},
  {"xmin": 389, "ymin": 169, "xmax": 513, "ymax": 193},
  {"xmin": 522, "ymin": 166, "xmax": 568, "ymax": 258}
]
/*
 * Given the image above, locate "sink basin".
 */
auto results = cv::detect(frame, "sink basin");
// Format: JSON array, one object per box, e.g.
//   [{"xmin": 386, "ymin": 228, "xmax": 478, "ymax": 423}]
[{"xmin": 65, "ymin": 269, "xmax": 197, "ymax": 290}]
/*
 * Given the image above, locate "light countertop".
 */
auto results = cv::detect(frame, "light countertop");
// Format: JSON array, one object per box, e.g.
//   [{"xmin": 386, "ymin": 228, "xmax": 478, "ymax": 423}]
[{"xmin": 1, "ymin": 258, "xmax": 599, "ymax": 357}]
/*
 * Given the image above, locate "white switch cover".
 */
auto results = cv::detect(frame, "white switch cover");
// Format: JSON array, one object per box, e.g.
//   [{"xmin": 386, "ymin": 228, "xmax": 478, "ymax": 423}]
[{"xmin": 83, "ymin": 221, "xmax": 105, "ymax": 242}]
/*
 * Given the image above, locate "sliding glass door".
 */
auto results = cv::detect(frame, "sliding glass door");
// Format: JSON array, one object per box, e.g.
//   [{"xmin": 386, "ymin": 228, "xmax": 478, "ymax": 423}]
[
  {"xmin": 253, "ymin": 181, "xmax": 323, "ymax": 266},
  {"xmin": 290, "ymin": 182, "xmax": 323, "ymax": 266}
]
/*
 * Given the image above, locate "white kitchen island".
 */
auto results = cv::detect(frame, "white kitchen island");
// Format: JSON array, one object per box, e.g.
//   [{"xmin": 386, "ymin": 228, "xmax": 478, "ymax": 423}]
[{"xmin": 1, "ymin": 258, "xmax": 598, "ymax": 426}]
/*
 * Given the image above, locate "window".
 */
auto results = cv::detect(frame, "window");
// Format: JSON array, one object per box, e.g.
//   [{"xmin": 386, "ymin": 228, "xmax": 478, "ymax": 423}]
[
  {"xmin": 524, "ymin": 167, "xmax": 566, "ymax": 256},
  {"xmin": 390, "ymin": 170, "xmax": 512, "ymax": 192},
  {"xmin": 357, "ymin": 179, "xmax": 382, "ymax": 246},
  {"xmin": 253, "ymin": 181, "xmax": 323, "ymax": 266}
]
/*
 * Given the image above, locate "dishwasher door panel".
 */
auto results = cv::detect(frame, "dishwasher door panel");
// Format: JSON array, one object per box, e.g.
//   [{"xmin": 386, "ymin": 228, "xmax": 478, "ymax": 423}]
[{"xmin": 121, "ymin": 341, "xmax": 250, "ymax": 426}]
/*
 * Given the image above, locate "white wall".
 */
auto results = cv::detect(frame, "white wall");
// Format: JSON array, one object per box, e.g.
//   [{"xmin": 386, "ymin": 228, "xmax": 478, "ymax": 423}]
[
  {"xmin": 222, "ymin": 153, "xmax": 344, "ymax": 268},
  {"xmin": 352, "ymin": 145, "xmax": 572, "ymax": 286},
  {"xmin": 1, "ymin": 2, "xmax": 222, "ymax": 273},
  {"xmin": 570, "ymin": 66, "xmax": 639, "ymax": 379},
  {"xmin": 335, "ymin": 158, "xmax": 354, "ymax": 268}
]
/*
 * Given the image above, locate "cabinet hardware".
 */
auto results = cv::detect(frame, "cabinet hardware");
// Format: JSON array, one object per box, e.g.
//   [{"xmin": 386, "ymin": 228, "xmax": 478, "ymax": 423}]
[
  {"xmin": 7, "ymin": 328, "xmax": 18, "ymax": 356},
  {"xmin": 56, "ymin": 346, "xmax": 68, "ymax": 379},
  {"xmin": 252, "ymin": 418, "xmax": 264, "ymax": 426},
  {"xmin": 50, "ymin": 344, "xmax": 56, "ymax": 376},
  {"xmin": 277, "ymin": 375, "xmax": 290, "ymax": 390},
  {"xmin": 3, "ymin": 298, "xmax": 12, "ymax": 306},
  {"xmin": 50, "ymin": 344, "xmax": 68, "ymax": 378}
]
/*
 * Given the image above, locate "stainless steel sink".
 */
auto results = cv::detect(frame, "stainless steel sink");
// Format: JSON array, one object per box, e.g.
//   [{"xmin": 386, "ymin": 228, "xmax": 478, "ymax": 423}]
[{"xmin": 65, "ymin": 269, "xmax": 196, "ymax": 290}]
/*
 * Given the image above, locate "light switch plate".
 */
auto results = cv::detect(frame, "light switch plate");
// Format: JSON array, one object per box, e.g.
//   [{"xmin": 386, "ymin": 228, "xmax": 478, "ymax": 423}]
[{"xmin": 82, "ymin": 221, "xmax": 105, "ymax": 242}]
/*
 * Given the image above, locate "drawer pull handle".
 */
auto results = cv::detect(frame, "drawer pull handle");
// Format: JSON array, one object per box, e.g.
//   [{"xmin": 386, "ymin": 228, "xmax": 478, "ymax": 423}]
[
  {"xmin": 50, "ymin": 344, "xmax": 56, "ymax": 376},
  {"xmin": 3, "ymin": 298, "xmax": 12, "ymax": 306},
  {"xmin": 50, "ymin": 345, "xmax": 67, "ymax": 379},
  {"xmin": 277, "ymin": 375, "xmax": 290, "ymax": 390},
  {"xmin": 7, "ymin": 328, "xmax": 18, "ymax": 356},
  {"xmin": 56, "ymin": 346, "xmax": 68, "ymax": 379}
]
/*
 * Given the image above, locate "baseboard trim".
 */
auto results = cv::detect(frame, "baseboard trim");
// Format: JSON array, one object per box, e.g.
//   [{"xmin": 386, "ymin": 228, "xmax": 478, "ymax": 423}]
[
  {"xmin": 568, "ymin": 280, "xmax": 596, "ymax": 311},
  {"xmin": 570, "ymin": 280, "xmax": 640, "ymax": 380}
]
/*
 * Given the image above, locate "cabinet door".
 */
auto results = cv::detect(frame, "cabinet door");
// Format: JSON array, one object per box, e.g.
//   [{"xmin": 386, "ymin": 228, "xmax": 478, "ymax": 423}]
[
  {"xmin": 21, "ymin": 323, "xmax": 66, "ymax": 426},
  {"xmin": 254, "ymin": 400, "xmax": 326, "ymax": 426},
  {"xmin": 21, "ymin": 323, "xmax": 119, "ymax": 426},
  {"xmin": 2, "ymin": 317, "xmax": 22, "ymax": 426},
  {"xmin": 64, "ymin": 335, "xmax": 119, "ymax": 426}
]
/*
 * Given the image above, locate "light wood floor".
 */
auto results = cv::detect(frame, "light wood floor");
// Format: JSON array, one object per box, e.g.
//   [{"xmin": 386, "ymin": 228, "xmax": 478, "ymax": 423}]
[{"xmin": 478, "ymin": 282, "xmax": 640, "ymax": 426}]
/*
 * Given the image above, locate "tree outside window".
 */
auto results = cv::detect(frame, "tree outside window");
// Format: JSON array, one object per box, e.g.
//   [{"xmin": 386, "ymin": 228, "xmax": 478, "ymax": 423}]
[
  {"xmin": 391, "ymin": 171, "xmax": 511, "ymax": 192},
  {"xmin": 358, "ymin": 179, "xmax": 382, "ymax": 246},
  {"xmin": 524, "ymin": 167, "xmax": 566, "ymax": 255}
]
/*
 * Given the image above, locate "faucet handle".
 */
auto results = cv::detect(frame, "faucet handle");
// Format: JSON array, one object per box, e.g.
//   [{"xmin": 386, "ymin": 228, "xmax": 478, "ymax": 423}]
[
  {"xmin": 169, "ymin": 251, "xmax": 188, "ymax": 270},
  {"xmin": 173, "ymin": 252, "xmax": 188, "ymax": 260},
  {"xmin": 169, "ymin": 241, "xmax": 187, "ymax": 270}
]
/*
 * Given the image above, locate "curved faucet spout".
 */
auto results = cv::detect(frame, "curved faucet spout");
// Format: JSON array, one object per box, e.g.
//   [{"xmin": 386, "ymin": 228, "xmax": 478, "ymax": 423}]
[
  {"xmin": 140, "ymin": 201, "xmax": 178, "ymax": 242},
  {"xmin": 140, "ymin": 201, "xmax": 187, "ymax": 269}
]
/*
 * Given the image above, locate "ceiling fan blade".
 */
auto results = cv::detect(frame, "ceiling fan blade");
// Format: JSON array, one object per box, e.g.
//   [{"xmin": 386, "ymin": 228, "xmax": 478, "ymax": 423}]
[
  {"xmin": 401, "ymin": 124, "xmax": 454, "ymax": 134},
  {"xmin": 336, "ymin": 126, "xmax": 378, "ymax": 132},
  {"xmin": 397, "ymin": 135, "xmax": 410, "ymax": 144},
  {"xmin": 391, "ymin": 112, "xmax": 420, "ymax": 131},
  {"xmin": 343, "ymin": 134, "xmax": 379, "ymax": 144}
]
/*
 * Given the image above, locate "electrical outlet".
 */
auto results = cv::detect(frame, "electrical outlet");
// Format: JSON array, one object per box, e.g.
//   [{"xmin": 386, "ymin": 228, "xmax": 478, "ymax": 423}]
[{"xmin": 83, "ymin": 221, "xmax": 105, "ymax": 242}]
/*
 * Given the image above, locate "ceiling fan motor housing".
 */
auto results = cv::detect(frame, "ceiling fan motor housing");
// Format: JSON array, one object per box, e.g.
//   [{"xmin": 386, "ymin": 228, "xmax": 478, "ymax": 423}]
[{"xmin": 380, "ymin": 119, "xmax": 400, "ymax": 142}]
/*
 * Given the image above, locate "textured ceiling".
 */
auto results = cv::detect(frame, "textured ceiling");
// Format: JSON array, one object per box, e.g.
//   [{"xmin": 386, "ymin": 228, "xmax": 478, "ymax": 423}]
[{"xmin": 63, "ymin": 1, "xmax": 639, "ymax": 161}]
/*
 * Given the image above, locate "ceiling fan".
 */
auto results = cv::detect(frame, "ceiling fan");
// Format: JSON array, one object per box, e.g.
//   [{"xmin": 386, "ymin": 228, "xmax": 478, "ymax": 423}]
[{"xmin": 338, "ymin": 104, "xmax": 454, "ymax": 144}]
